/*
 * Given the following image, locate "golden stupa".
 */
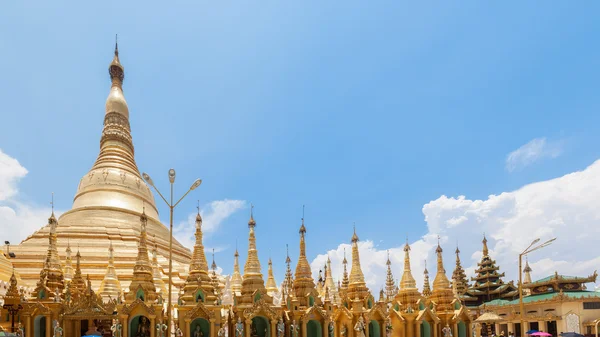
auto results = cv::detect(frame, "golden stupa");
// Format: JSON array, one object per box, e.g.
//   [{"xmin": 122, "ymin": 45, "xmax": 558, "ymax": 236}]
[{"xmin": 11, "ymin": 42, "xmax": 191, "ymax": 289}]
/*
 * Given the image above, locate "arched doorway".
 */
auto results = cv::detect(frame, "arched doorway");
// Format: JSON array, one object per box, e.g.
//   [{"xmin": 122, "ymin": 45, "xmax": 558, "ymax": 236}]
[
  {"xmin": 251, "ymin": 316, "xmax": 270, "ymax": 337},
  {"xmin": 421, "ymin": 321, "xmax": 431, "ymax": 337},
  {"xmin": 308, "ymin": 320, "xmax": 322, "ymax": 337},
  {"xmin": 458, "ymin": 321, "xmax": 467, "ymax": 337},
  {"xmin": 191, "ymin": 318, "xmax": 210, "ymax": 337},
  {"xmin": 129, "ymin": 316, "xmax": 150, "ymax": 337},
  {"xmin": 369, "ymin": 320, "xmax": 380, "ymax": 337},
  {"xmin": 34, "ymin": 316, "xmax": 46, "ymax": 337}
]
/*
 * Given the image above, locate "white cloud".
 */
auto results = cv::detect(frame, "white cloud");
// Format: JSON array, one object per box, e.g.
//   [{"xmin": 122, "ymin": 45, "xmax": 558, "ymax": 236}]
[
  {"xmin": 506, "ymin": 137, "xmax": 563, "ymax": 172},
  {"xmin": 0, "ymin": 149, "xmax": 61, "ymax": 244},
  {"xmin": 312, "ymin": 159, "xmax": 600, "ymax": 292},
  {"xmin": 0, "ymin": 149, "xmax": 28, "ymax": 201},
  {"xmin": 173, "ymin": 199, "xmax": 247, "ymax": 249}
]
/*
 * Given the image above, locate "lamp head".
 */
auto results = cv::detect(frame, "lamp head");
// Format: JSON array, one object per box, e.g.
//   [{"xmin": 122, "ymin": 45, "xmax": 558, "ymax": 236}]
[
  {"xmin": 4, "ymin": 241, "xmax": 9, "ymax": 245},
  {"xmin": 142, "ymin": 173, "xmax": 154, "ymax": 187},
  {"xmin": 531, "ymin": 238, "xmax": 540, "ymax": 245},
  {"xmin": 190, "ymin": 179, "xmax": 202, "ymax": 190},
  {"xmin": 169, "ymin": 169, "xmax": 176, "ymax": 184}
]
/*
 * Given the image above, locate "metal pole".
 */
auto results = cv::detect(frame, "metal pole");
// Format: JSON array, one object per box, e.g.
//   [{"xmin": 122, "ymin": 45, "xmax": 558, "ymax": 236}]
[
  {"xmin": 519, "ymin": 254, "xmax": 525, "ymax": 337},
  {"xmin": 167, "ymin": 183, "xmax": 174, "ymax": 337}
]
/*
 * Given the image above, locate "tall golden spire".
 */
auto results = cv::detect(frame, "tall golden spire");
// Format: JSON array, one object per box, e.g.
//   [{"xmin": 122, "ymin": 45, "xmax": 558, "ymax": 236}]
[
  {"xmin": 394, "ymin": 240, "xmax": 423, "ymax": 310},
  {"xmin": 71, "ymin": 248, "xmax": 86, "ymax": 298},
  {"xmin": 451, "ymin": 245, "xmax": 469, "ymax": 296},
  {"xmin": 266, "ymin": 257, "xmax": 278, "ymax": 295},
  {"xmin": 72, "ymin": 37, "xmax": 160, "ymax": 219},
  {"xmin": 282, "ymin": 244, "xmax": 294, "ymax": 299},
  {"xmin": 33, "ymin": 210, "xmax": 64, "ymax": 300},
  {"xmin": 63, "ymin": 241, "xmax": 73, "ymax": 283},
  {"xmin": 433, "ymin": 238, "xmax": 450, "ymax": 289},
  {"xmin": 347, "ymin": 226, "xmax": 369, "ymax": 300},
  {"xmin": 99, "ymin": 241, "xmax": 122, "ymax": 299},
  {"xmin": 482, "ymin": 233, "xmax": 489, "ymax": 257},
  {"xmin": 240, "ymin": 205, "xmax": 268, "ymax": 305},
  {"xmin": 211, "ymin": 249, "xmax": 220, "ymax": 300},
  {"xmin": 400, "ymin": 239, "xmax": 417, "ymax": 289},
  {"xmin": 182, "ymin": 206, "xmax": 215, "ymax": 303},
  {"xmin": 431, "ymin": 238, "xmax": 454, "ymax": 311},
  {"xmin": 231, "ymin": 244, "xmax": 243, "ymax": 296},
  {"xmin": 151, "ymin": 236, "xmax": 167, "ymax": 296},
  {"xmin": 293, "ymin": 208, "xmax": 316, "ymax": 304},
  {"xmin": 341, "ymin": 248, "xmax": 349, "ymax": 290},
  {"xmin": 422, "ymin": 260, "xmax": 431, "ymax": 297},
  {"xmin": 324, "ymin": 255, "xmax": 337, "ymax": 302},
  {"xmin": 385, "ymin": 251, "xmax": 396, "ymax": 301},
  {"xmin": 126, "ymin": 208, "xmax": 156, "ymax": 303}
]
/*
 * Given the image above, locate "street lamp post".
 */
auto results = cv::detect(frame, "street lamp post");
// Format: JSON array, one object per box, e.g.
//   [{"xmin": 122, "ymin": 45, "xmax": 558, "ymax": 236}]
[
  {"xmin": 142, "ymin": 169, "xmax": 201, "ymax": 337},
  {"xmin": 518, "ymin": 237, "xmax": 556, "ymax": 337}
]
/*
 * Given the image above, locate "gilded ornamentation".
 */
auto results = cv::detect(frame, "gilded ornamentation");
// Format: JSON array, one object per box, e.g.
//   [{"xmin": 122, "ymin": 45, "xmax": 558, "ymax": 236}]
[
  {"xmin": 120, "ymin": 298, "xmax": 156, "ymax": 315},
  {"xmin": 184, "ymin": 301, "xmax": 215, "ymax": 320}
]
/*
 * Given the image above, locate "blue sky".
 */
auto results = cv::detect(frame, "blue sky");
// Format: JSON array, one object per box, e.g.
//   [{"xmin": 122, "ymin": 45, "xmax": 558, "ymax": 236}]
[{"xmin": 1, "ymin": 2, "xmax": 600, "ymax": 288}]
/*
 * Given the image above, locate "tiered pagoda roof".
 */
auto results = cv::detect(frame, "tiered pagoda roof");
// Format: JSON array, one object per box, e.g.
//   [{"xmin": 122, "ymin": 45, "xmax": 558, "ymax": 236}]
[{"xmin": 463, "ymin": 235, "xmax": 518, "ymax": 307}]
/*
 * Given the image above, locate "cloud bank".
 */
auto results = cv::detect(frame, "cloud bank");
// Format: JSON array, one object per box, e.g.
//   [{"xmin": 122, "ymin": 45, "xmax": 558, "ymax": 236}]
[{"xmin": 313, "ymin": 159, "xmax": 600, "ymax": 292}]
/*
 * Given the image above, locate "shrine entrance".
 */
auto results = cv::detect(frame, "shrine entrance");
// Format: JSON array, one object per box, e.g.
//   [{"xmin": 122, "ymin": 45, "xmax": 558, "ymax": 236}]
[
  {"xmin": 458, "ymin": 321, "xmax": 467, "ymax": 337},
  {"xmin": 129, "ymin": 315, "xmax": 150, "ymax": 337},
  {"xmin": 34, "ymin": 316, "xmax": 46, "ymax": 337},
  {"xmin": 421, "ymin": 321, "xmax": 431, "ymax": 337},
  {"xmin": 251, "ymin": 316, "xmax": 270, "ymax": 337},
  {"xmin": 191, "ymin": 318, "xmax": 210, "ymax": 337},
  {"xmin": 369, "ymin": 320, "xmax": 380, "ymax": 337},
  {"xmin": 308, "ymin": 320, "xmax": 322, "ymax": 337}
]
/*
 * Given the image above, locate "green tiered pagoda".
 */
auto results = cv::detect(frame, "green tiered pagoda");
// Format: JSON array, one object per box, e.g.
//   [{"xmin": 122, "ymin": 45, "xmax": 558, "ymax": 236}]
[{"xmin": 462, "ymin": 235, "xmax": 518, "ymax": 307}]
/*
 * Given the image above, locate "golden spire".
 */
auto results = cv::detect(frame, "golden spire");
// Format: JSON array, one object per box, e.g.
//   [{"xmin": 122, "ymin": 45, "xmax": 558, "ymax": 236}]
[
  {"xmin": 482, "ymin": 233, "xmax": 489, "ymax": 257},
  {"xmin": 282, "ymin": 244, "xmax": 294, "ymax": 299},
  {"xmin": 430, "ymin": 238, "xmax": 454, "ymax": 311},
  {"xmin": 71, "ymin": 248, "xmax": 86, "ymax": 299},
  {"xmin": 126, "ymin": 208, "xmax": 156, "ymax": 303},
  {"xmin": 400, "ymin": 238, "xmax": 417, "ymax": 289},
  {"xmin": 293, "ymin": 207, "xmax": 316, "ymax": 304},
  {"xmin": 211, "ymin": 249, "xmax": 220, "ymax": 298},
  {"xmin": 230, "ymin": 243, "xmax": 243, "ymax": 296},
  {"xmin": 151, "ymin": 236, "xmax": 167, "ymax": 296},
  {"xmin": 294, "ymin": 208, "xmax": 312, "ymax": 280},
  {"xmin": 324, "ymin": 255, "xmax": 337, "ymax": 302},
  {"xmin": 99, "ymin": 241, "xmax": 122, "ymax": 299},
  {"xmin": 422, "ymin": 260, "xmax": 431, "ymax": 297},
  {"xmin": 72, "ymin": 38, "xmax": 161, "ymax": 220},
  {"xmin": 433, "ymin": 237, "xmax": 450, "ymax": 289},
  {"xmin": 451, "ymin": 244, "xmax": 469, "ymax": 296},
  {"xmin": 266, "ymin": 257, "xmax": 278, "ymax": 295},
  {"xmin": 347, "ymin": 225, "xmax": 369, "ymax": 300},
  {"xmin": 240, "ymin": 204, "xmax": 268, "ymax": 305},
  {"xmin": 341, "ymin": 248, "xmax": 349, "ymax": 289},
  {"xmin": 182, "ymin": 205, "xmax": 215, "ymax": 303},
  {"xmin": 33, "ymin": 209, "xmax": 65, "ymax": 300},
  {"xmin": 63, "ymin": 240, "xmax": 73, "ymax": 283},
  {"xmin": 385, "ymin": 251, "xmax": 396, "ymax": 300}
]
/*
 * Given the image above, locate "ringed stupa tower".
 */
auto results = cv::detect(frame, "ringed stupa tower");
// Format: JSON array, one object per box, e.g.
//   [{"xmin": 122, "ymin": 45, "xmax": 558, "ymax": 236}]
[{"xmin": 12, "ymin": 41, "xmax": 191, "ymax": 288}]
